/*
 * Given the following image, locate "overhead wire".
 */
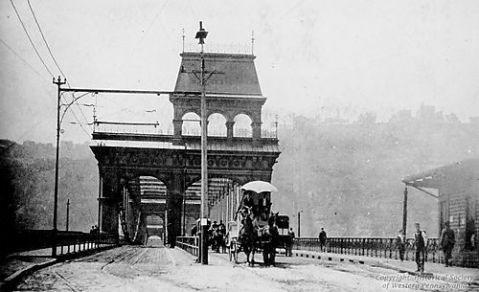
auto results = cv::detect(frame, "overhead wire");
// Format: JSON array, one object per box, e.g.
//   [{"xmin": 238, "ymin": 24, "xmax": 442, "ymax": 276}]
[
  {"xmin": 9, "ymin": 0, "xmax": 90, "ymax": 139},
  {"xmin": 26, "ymin": 0, "xmax": 92, "ymax": 136},
  {"xmin": 7, "ymin": 1, "xmax": 90, "ymax": 140},
  {"xmin": 9, "ymin": 0, "xmax": 54, "ymax": 78},
  {"xmin": 0, "ymin": 37, "xmax": 47, "ymax": 82},
  {"xmin": 26, "ymin": 0, "xmax": 67, "ymax": 79}
]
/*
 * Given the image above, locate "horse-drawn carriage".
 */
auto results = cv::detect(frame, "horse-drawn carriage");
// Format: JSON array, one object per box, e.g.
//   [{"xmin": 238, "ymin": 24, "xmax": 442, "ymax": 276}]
[{"xmin": 226, "ymin": 181, "xmax": 287, "ymax": 266}]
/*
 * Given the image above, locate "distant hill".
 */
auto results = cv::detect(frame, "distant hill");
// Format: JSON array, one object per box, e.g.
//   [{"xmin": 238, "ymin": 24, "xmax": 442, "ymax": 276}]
[
  {"xmin": 0, "ymin": 140, "xmax": 97, "ymax": 236},
  {"xmin": 272, "ymin": 116, "xmax": 479, "ymax": 238}
]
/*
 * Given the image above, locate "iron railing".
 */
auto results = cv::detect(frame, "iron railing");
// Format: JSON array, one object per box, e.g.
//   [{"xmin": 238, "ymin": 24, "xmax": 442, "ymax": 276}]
[
  {"xmin": 176, "ymin": 236, "xmax": 200, "ymax": 257},
  {"xmin": 293, "ymin": 237, "xmax": 444, "ymax": 264},
  {"xmin": 11, "ymin": 230, "xmax": 117, "ymax": 257},
  {"xmin": 54, "ymin": 232, "xmax": 117, "ymax": 257}
]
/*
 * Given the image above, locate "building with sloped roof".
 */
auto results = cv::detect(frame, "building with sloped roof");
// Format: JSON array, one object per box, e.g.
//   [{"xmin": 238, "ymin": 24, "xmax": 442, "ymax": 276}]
[{"xmin": 403, "ymin": 158, "xmax": 479, "ymax": 267}]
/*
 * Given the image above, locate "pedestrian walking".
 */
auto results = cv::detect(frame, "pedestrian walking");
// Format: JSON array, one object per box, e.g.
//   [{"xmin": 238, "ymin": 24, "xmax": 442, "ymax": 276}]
[
  {"xmin": 440, "ymin": 221, "xmax": 455, "ymax": 267},
  {"xmin": 414, "ymin": 223, "xmax": 426, "ymax": 273},
  {"xmin": 319, "ymin": 228, "xmax": 327, "ymax": 252},
  {"xmin": 287, "ymin": 228, "xmax": 295, "ymax": 256},
  {"xmin": 396, "ymin": 229, "xmax": 405, "ymax": 261}
]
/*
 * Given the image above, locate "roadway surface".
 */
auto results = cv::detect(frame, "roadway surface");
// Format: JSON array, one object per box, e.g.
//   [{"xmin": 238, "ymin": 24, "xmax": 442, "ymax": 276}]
[{"xmin": 12, "ymin": 238, "xmax": 479, "ymax": 292}]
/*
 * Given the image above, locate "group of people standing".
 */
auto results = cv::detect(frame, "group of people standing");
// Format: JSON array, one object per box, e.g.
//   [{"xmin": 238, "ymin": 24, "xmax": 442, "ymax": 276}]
[
  {"xmin": 209, "ymin": 220, "xmax": 227, "ymax": 253},
  {"xmin": 89, "ymin": 225, "xmax": 99, "ymax": 234},
  {"xmin": 395, "ymin": 222, "xmax": 455, "ymax": 273}
]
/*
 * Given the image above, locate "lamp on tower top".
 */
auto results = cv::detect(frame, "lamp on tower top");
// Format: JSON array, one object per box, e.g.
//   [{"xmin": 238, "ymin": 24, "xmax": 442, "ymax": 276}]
[{"xmin": 195, "ymin": 21, "xmax": 208, "ymax": 44}]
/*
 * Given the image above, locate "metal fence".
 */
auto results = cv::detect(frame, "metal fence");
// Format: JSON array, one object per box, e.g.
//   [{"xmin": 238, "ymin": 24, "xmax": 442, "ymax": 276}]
[
  {"xmin": 294, "ymin": 237, "xmax": 444, "ymax": 264},
  {"xmin": 176, "ymin": 236, "xmax": 200, "ymax": 257},
  {"xmin": 11, "ymin": 230, "xmax": 117, "ymax": 257},
  {"xmin": 55, "ymin": 232, "xmax": 117, "ymax": 257}
]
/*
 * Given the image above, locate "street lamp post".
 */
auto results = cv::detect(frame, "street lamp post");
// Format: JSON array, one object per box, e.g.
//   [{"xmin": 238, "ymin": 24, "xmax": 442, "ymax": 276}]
[{"xmin": 196, "ymin": 21, "xmax": 209, "ymax": 265}]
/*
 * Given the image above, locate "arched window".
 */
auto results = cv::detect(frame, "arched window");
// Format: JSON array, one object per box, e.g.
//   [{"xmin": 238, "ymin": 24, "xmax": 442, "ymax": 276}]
[
  {"xmin": 234, "ymin": 114, "xmax": 252, "ymax": 137},
  {"xmin": 182, "ymin": 112, "xmax": 201, "ymax": 136},
  {"xmin": 208, "ymin": 113, "xmax": 227, "ymax": 137}
]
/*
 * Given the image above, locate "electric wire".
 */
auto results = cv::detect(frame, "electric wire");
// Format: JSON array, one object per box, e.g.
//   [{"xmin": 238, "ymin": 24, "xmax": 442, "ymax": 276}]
[
  {"xmin": 6, "ymin": 2, "xmax": 89, "ymax": 141},
  {"xmin": 10, "ymin": 0, "xmax": 90, "ymax": 138},
  {"xmin": 0, "ymin": 38, "xmax": 47, "ymax": 81},
  {"xmin": 9, "ymin": 0, "xmax": 54, "ymax": 78},
  {"xmin": 26, "ymin": 0, "xmax": 92, "ymax": 133},
  {"xmin": 26, "ymin": 0, "xmax": 67, "ymax": 79}
]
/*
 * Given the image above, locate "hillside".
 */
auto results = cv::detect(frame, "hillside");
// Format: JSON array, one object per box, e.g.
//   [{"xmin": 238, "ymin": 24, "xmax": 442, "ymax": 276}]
[
  {"xmin": 272, "ymin": 116, "xmax": 479, "ymax": 238},
  {"xmin": 0, "ymin": 140, "xmax": 98, "ymax": 234}
]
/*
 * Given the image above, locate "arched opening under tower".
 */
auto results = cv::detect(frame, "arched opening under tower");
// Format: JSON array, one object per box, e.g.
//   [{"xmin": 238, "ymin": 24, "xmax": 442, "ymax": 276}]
[
  {"xmin": 185, "ymin": 177, "xmax": 242, "ymax": 235},
  {"xmin": 208, "ymin": 113, "xmax": 227, "ymax": 137},
  {"xmin": 182, "ymin": 112, "xmax": 201, "ymax": 136},
  {"xmin": 122, "ymin": 176, "xmax": 166, "ymax": 245},
  {"xmin": 145, "ymin": 214, "xmax": 164, "ymax": 246},
  {"xmin": 233, "ymin": 113, "xmax": 253, "ymax": 137}
]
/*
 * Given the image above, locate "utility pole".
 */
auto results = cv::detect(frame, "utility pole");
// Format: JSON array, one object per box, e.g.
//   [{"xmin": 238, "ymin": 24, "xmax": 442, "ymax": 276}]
[
  {"xmin": 66, "ymin": 199, "xmax": 70, "ymax": 232},
  {"xmin": 52, "ymin": 76, "xmax": 66, "ymax": 257},
  {"xmin": 298, "ymin": 211, "xmax": 301, "ymax": 238},
  {"xmin": 196, "ymin": 21, "xmax": 209, "ymax": 265},
  {"xmin": 402, "ymin": 187, "xmax": 408, "ymax": 238}
]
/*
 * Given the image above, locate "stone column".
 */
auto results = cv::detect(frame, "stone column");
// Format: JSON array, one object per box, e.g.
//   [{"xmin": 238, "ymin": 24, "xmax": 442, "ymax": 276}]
[
  {"xmin": 252, "ymin": 110, "xmax": 262, "ymax": 141},
  {"xmin": 252, "ymin": 121, "xmax": 262, "ymax": 142},
  {"xmin": 100, "ymin": 198, "xmax": 119, "ymax": 237},
  {"xmin": 226, "ymin": 120, "xmax": 235, "ymax": 141},
  {"xmin": 173, "ymin": 119, "xmax": 183, "ymax": 137},
  {"xmin": 166, "ymin": 175, "xmax": 184, "ymax": 247},
  {"xmin": 99, "ymin": 172, "xmax": 120, "ymax": 240},
  {"xmin": 172, "ymin": 107, "xmax": 183, "ymax": 144}
]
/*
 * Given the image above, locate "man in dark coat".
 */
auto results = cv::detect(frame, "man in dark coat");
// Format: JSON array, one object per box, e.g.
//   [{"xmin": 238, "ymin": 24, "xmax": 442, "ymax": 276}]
[
  {"xmin": 414, "ymin": 223, "xmax": 426, "ymax": 273},
  {"xmin": 319, "ymin": 228, "xmax": 327, "ymax": 252},
  {"xmin": 440, "ymin": 221, "xmax": 455, "ymax": 267}
]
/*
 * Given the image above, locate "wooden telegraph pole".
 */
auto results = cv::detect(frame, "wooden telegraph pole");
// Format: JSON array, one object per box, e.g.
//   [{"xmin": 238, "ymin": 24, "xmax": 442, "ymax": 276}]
[
  {"xmin": 66, "ymin": 199, "xmax": 70, "ymax": 232},
  {"xmin": 52, "ymin": 76, "xmax": 66, "ymax": 257}
]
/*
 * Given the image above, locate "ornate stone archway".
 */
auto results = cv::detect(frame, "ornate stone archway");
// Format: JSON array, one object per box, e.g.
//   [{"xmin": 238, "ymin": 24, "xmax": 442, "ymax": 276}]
[{"xmin": 91, "ymin": 52, "xmax": 280, "ymax": 247}]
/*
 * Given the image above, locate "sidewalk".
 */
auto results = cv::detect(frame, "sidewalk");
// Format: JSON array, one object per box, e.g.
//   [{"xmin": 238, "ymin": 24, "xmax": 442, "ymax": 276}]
[{"xmin": 292, "ymin": 249, "xmax": 479, "ymax": 288}]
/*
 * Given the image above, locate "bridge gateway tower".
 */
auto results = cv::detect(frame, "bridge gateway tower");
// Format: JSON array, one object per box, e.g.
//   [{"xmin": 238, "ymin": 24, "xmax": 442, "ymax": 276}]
[{"xmin": 90, "ymin": 51, "xmax": 280, "ymax": 246}]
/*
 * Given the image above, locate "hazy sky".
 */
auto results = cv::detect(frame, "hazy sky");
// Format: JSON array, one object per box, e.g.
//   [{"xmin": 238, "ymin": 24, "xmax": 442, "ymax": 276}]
[{"xmin": 1, "ymin": 0, "xmax": 478, "ymax": 143}]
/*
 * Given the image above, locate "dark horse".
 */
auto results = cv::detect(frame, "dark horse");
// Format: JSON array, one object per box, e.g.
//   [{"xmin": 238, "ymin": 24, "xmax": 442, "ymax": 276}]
[
  {"xmin": 259, "ymin": 212, "xmax": 279, "ymax": 266},
  {"xmin": 238, "ymin": 214, "xmax": 256, "ymax": 266},
  {"xmin": 238, "ymin": 211, "xmax": 279, "ymax": 267}
]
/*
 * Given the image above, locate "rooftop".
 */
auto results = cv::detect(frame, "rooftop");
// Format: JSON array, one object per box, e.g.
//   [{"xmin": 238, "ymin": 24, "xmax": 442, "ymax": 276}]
[
  {"xmin": 174, "ymin": 52, "xmax": 262, "ymax": 96},
  {"xmin": 402, "ymin": 158, "xmax": 479, "ymax": 189}
]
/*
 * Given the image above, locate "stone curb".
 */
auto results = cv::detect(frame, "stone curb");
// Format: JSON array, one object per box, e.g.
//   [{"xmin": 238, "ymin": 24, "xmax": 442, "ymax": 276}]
[
  {"xmin": 292, "ymin": 249, "xmax": 479, "ymax": 284},
  {"xmin": 292, "ymin": 249, "xmax": 392, "ymax": 267}
]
